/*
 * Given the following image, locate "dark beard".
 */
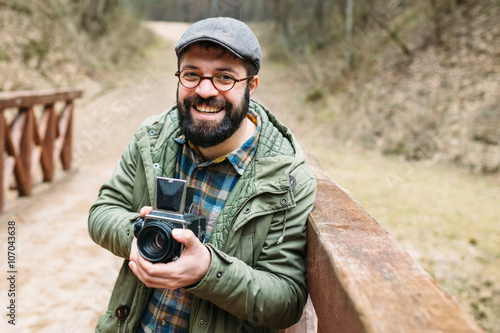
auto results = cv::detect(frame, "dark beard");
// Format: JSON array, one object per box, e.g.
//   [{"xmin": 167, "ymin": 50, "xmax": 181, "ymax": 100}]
[{"xmin": 177, "ymin": 86, "xmax": 250, "ymax": 149}]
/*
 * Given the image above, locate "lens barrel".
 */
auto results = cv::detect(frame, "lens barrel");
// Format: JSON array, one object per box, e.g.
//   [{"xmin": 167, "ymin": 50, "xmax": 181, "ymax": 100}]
[{"xmin": 136, "ymin": 220, "xmax": 179, "ymax": 263}]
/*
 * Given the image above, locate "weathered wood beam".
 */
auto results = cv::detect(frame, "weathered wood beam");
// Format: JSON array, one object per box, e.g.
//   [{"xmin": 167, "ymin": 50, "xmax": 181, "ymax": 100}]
[{"xmin": 0, "ymin": 88, "xmax": 82, "ymax": 109}]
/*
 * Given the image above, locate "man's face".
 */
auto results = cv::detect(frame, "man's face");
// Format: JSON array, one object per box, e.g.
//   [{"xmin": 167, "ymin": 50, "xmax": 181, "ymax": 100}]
[{"xmin": 176, "ymin": 44, "xmax": 257, "ymax": 149}]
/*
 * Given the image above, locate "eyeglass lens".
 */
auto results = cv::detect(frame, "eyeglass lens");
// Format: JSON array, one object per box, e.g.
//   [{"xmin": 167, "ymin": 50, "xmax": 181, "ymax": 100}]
[{"xmin": 178, "ymin": 70, "xmax": 236, "ymax": 92}]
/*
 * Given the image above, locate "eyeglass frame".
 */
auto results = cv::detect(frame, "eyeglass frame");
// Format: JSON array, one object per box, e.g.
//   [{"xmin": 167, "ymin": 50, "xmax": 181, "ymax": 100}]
[{"xmin": 175, "ymin": 69, "xmax": 255, "ymax": 92}]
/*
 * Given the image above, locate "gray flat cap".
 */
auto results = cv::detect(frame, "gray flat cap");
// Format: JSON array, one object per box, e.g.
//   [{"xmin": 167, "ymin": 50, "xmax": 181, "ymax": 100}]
[{"xmin": 175, "ymin": 17, "xmax": 261, "ymax": 72}]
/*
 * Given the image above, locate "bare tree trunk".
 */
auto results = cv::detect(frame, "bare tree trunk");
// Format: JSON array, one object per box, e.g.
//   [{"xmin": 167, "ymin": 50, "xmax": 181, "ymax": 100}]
[
  {"xmin": 345, "ymin": 0, "xmax": 354, "ymax": 69},
  {"xmin": 449, "ymin": 0, "xmax": 457, "ymax": 12},
  {"xmin": 313, "ymin": 0, "xmax": 325, "ymax": 41},
  {"xmin": 273, "ymin": 0, "xmax": 291, "ymax": 32},
  {"xmin": 210, "ymin": 0, "xmax": 218, "ymax": 17},
  {"xmin": 431, "ymin": 0, "xmax": 443, "ymax": 45},
  {"xmin": 371, "ymin": 13, "xmax": 412, "ymax": 56},
  {"xmin": 79, "ymin": 0, "xmax": 114, "ymax": 36}
]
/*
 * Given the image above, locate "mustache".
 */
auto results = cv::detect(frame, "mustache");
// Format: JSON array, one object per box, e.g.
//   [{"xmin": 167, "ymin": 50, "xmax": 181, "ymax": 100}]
[{"xmin": 184, "ymin": 95, "xmax": 227, "ymax": 109}]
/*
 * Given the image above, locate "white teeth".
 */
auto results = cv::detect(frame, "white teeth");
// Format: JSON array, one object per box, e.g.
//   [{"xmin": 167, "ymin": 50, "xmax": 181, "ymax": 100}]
[{"xmin": 196, "ymin": 105, "xmax": 221, "ymax": 113}]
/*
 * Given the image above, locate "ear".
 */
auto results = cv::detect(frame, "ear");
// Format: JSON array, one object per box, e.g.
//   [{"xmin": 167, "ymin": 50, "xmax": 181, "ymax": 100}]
[{"xmin": 248, "ymin": 75, "xmax": 259, "ymax": 96}]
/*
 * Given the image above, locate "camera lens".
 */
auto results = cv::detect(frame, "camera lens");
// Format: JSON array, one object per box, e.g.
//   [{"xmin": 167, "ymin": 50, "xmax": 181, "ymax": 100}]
[
  {"xmin": 155, "ymin": 234, "xmax": 164, "ymax": 249},
  {"xmin": 136, "ymin": 220, "xmax": 179, "ymax": 263}
]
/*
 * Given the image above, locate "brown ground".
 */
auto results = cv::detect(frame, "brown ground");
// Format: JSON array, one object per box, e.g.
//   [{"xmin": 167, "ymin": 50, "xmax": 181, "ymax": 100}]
[{"xmin": 0, "ymin": 22, "xmax": 498, "ymax": 332}]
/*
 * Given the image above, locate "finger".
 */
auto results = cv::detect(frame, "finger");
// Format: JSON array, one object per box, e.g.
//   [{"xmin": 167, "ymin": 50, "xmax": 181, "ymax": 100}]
[
  {"xmin": 131, "ymin": 256, "xmax": 173, "ymax": 288},
  {"xmin": 129, "ymin": 261, "xmax": 165, "ymax": 289},
  {"xmin": 129, "ymin": 238, "xmax": 139, "ymax": 262},
  {"xmin": 171, "ymin": 228, "xmax": 197, "ymax": 247},
  {"xmin": 128, "ymin": 261, "xmax": 147, "ymax": 284},
  {"xmin": 140, "ymin": 259, "xmax": 185, "ymax": 290},
  {"xmin": 129, "ymin": 261, "xmax": 139, "ymax": 275},
  {"xmin": 140, "ymin": 206, "xmax": 153, "ymax": 217},
  {"xmin": 135, "ymin": 253, "xmax": 157, "ymax": 276}
]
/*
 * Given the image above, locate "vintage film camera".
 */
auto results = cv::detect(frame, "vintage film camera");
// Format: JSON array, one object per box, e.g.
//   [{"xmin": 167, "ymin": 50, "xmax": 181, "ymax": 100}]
[{"xmin": 134, "ymin": 177, "xmax": 206, "ymax": 263}]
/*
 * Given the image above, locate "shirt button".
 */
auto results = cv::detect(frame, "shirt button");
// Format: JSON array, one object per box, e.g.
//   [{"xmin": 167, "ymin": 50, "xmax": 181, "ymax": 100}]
[
  {"xmin": 216, "ymin": 272, "xmax": 222, "ymax": 278},
  {"xmin": 280, "ymin": 198, "xmax": 288, "ymax": 205},
  {"xmin": 149, "ymin": 129, "xmax": 156, "ymax": 136},
  {"xmin": 153, "ymin": 163, "xmax": 160, "ymax": 169},
  {"xmin": 199, "ymin": 319, "xmax": 206, "ymax": 327},
  {"xmin": 159, "ymin": 319, "xmax": 167, "ymax": 325}
]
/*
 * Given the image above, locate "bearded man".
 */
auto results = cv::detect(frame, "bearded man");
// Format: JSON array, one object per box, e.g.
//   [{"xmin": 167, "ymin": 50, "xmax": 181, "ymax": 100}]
[{"xmin": 88, "ymin": 17, "xmax": 316, "ymax": 333}]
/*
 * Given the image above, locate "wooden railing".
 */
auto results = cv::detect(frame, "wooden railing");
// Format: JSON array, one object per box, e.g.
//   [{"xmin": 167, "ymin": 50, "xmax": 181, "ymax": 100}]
[
  {"xmin": 0, "ymin": 88, "xmax": 82, "ymax": 212},
  {"xmin": 281, "ymin": 155, "xmax": 484, "ymax": 333}
]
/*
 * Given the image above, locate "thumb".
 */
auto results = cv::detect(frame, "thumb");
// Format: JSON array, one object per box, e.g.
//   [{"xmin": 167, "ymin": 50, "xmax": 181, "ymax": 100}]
[
  {"xmin": 172, "ymin": 228, "xmax": 197, "ymax": 247},
  {"xmin": 140, "ymin": 206, "xmax": 153, "ymax": 217}
]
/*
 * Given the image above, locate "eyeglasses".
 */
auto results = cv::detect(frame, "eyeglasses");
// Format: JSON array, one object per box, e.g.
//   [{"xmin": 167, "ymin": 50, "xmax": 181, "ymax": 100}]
[{"xmin": 175, "ymin": 69, "xmax": 254, "ymax": 92}]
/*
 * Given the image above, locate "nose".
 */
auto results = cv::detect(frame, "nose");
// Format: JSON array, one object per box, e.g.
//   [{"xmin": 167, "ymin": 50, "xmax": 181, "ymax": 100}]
[{"xmin": 195, "ymin": 78, "xmax": 219, "ymax": 98}]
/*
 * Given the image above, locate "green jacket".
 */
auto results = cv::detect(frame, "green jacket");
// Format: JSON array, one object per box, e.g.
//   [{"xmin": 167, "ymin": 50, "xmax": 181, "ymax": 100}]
[{"xmin": 88, "ymin": 100, "xmax": 317, "ymax": 332}]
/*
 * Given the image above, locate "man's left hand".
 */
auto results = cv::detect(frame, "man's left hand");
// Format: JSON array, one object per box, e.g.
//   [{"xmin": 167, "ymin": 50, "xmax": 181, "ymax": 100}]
[{"xmin": 129, "ymin": 228, "xmax": 211, "ymax": 289}]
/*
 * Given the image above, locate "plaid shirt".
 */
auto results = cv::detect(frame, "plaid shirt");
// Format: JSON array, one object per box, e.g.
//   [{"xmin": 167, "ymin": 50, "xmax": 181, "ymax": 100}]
[{"xmin": 138, "ymin": 111, "xmax": 261, "ymax": 332}]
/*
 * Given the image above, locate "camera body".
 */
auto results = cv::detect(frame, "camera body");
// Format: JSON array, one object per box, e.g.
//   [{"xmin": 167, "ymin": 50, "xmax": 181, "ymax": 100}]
[{"xmin": 134, "ymin": 177, "xmax": 206, "ymax": 263}]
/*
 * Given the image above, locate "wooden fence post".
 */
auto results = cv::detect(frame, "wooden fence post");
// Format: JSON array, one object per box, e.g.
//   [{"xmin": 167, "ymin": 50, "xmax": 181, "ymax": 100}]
[
  {"xmin": 39, "ymin": 103, "xmax": 55, "ymax": 181},
  {"xmin": 60, "ymin": 100, "xmax": 73, "ymax": 170}
]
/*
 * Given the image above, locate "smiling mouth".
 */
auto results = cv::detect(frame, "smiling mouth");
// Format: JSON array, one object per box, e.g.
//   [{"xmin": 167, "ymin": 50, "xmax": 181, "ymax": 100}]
[{"xmin": 195, "ymin": 105, "xmax": 224, "ymax": 114}]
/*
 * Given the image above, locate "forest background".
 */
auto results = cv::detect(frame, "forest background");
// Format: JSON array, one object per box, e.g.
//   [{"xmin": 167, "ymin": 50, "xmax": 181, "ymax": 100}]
[{"xmin": 0, "ymin": 0, "xmax": 499, "ymax": 331}]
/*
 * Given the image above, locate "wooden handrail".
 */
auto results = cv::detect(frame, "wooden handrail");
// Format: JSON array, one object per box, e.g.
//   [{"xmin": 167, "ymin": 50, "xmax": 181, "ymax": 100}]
[
  {"xmin": 0, "ymin": 88, "xmax": 83, "ymax": 109},
  {"xmin": 281, "ymin": 155, "xmax": 484, "ymax": 333},
  {"xmin": 0, "ymin": 87, "xmax": 82, "ymax": 211}
]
